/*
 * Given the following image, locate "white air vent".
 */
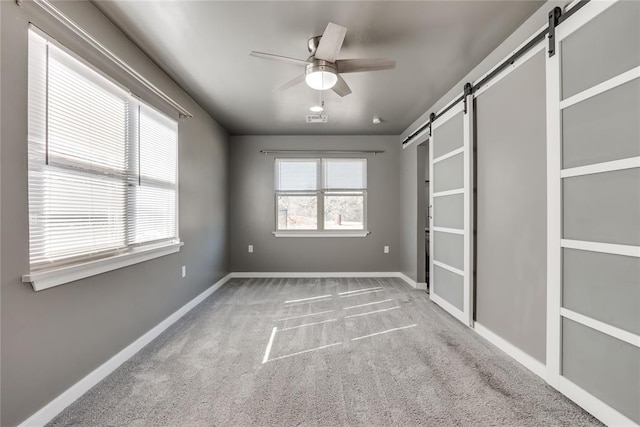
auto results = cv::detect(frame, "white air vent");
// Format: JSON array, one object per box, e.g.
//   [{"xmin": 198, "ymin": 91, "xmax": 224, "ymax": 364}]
[{"xmin": 306, "ymin": 114, "xmax": 328, "ymax": 123}]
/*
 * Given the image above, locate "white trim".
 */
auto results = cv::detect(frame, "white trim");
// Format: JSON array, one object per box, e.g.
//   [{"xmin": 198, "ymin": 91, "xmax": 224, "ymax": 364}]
[
  {"xmin": 415, "ymin": 282, "xmax": 428, "ymax": 291},
  {"xmin": 18, "ymin": 273, "xmax": 232, "ymax": 427},
  {"xmin": 433, "ymin": 188, "xmax": 464, "ymax": 198},
  {"xmin": 561, "ymin": 239, "xmax": 640, "ymax": 258},
  {"xmin": 228, "ymin": 272, "xmax": 426, "ymax": 291},
  {"xmin": 556, "ymin": 0, "xmax": 618, "ymax": 43},
  {"xmin": 561, "ymin": 308, "xmax": 640, "ymax": 348},
  {"xmin": 401, "ymin": 125, "xmax": 430, "ymax": 149},
  {"xmin": 432, "ymin": 102, "xmax": 464, "ymax": 130},
  {"xmin": 432, "ymin": 226, "xmax": 464, "ymax": 235},
  {"xmin": 433, "ymin": 260, "xmax": 464, "ymax": 277},
  {"xmin": 462, "ymin": 92, "xmax": 474, "ymax": 328},
  {"xmin": 272, "ymin": 231, "xmax": 370, "ymax": 238},
  {"xmin": 560, "ymin": 66, "xmax": 640, "ymax": 110},
  {"xmin": 430, "ymin": 292, "xmax": 468, "ymax": 325},
  {"xmin": 545, "ymin": 26, "xmax": 562, "ymax": 388},
  {"xmin": 561, "ymin": 157, "xmax": 640, "ymax": 178},
  {"xmin": 23, "ymin": 241, "xmax": 184, "ymax": 291},
  {"xmin": 230, "ymin": 271, "xmax": 401, "ymax": 279},
  {"xmin": 429, "ymin": 109, "xmax": 435, "ymax": 303},
  {"xmin": 556, "ymin": 376, "xmax": 637, "ymax": 427},
  {"xmin": 474, "ymin": 42, "xmax": 545, "ymax": 98},
  {"xmin": 396, "ymin": 272, "xmax": 427, "ymax": 290},
  {"xmin": 473, "ymin": 323, "xmax": 547, "ymax": 380},
  {"xmin": 433, "ymin": 147, "xmax": 464, "ymax": 164}
]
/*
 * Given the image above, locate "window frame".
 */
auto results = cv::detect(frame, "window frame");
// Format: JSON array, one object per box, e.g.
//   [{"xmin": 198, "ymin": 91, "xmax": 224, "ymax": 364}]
[
  {"xmin": 273, "ymin": 158, "xmax": 369, "ymax": 237},
  {"xmin": 22, "ymin": 26, "xmax": 182, "ymax": 291}
]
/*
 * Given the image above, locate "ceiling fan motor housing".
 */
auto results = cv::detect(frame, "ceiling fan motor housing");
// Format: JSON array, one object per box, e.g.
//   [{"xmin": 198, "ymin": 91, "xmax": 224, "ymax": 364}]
[
  {"xmin": 306, "ymin": 60, "xmax": 337, "ymax": 74},
  {"xmin": 307, "ymin": 35, "xmax": 322, "ymax": 55}
]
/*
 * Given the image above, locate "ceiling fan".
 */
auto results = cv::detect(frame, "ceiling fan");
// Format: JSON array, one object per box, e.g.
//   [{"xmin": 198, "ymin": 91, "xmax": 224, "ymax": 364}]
[{"xmin": 250, "ymin": 23, "xmax": 396, "ymax": 97}]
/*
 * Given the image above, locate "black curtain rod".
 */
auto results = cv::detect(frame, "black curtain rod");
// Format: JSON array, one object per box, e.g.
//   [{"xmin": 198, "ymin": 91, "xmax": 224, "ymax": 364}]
[{"xmin": 402, "ymin": 0, "xmax": 590, "ymax": 146}]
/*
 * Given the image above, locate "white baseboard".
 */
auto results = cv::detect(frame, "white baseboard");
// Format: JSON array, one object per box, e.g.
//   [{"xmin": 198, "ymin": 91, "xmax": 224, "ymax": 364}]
[
  {"xmin": 230, "ymin": 272, "xmax": 428, "ymax": 292},
  {"xmin": 19, "ymin": 273, "xmax": 232, "ymax": 427},
  {"xmin": 394, "ymin": 272, "xmax": 427, "ymax": 290},
  {"xmin": 555, "ymin": 376, "xmax": 636, "ymax": 427},
  {"xmin": 229, "ymin": 271, "xmax": 401, "ymax": 279},
  {"xmin": 473, "ymin": 322, "xmax": 547, "ymax": 380}
]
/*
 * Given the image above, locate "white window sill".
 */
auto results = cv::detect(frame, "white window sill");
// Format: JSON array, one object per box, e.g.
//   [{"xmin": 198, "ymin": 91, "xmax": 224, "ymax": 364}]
[
  {"xmin": 273, "ymin": 231, "xmax": 370, "ymax": 238},
  {"xmin": 22, "ymin": 241, "xmax": 184, "ymax": 291}
]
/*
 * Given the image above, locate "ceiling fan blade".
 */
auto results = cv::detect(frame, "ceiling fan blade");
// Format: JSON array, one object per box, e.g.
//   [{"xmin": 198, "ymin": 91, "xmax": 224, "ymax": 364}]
[
  {"xmin": 314, "ymin": 23, "xmax": 347, "ymax": 62},
  {"xmin": 249, "ymin": 51, "xmax": 308, "ymax": 66},
  {"xmin": 336, "ymin": 58, "xmax": 396, "ymax": 73},
  {"xmin": 273, "ymin": 74, "xmax": 306, "ymax": 92},
  {"xmin": 331, "ymin": 74, "xmax": 352, "ymax": 97}
]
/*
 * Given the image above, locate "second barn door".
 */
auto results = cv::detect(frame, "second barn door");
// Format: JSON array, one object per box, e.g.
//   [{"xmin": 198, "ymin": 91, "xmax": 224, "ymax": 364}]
[{"xmin": 429, "ymin": 99, "xmax": 474, "ymax": 326}]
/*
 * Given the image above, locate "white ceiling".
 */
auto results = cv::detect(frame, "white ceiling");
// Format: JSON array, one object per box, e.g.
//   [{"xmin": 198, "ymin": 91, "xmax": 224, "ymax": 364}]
[{"xmin": 93, "ymin": 1, "xmax": 543, "ymax": 135}]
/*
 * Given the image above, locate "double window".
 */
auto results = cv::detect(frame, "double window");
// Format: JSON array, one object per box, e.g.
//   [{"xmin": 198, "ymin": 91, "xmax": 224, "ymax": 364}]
[
  {"xmin": 275, "ymin": 158, "xmax": 367, "ymax": 234},
  {"xmin": 26, "ymin": 28, "xmax": 179, "ymax": 279}
]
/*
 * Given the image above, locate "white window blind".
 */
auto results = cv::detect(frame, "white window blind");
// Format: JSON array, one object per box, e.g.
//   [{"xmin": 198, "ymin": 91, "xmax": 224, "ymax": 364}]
[
  {"xmin": 275, "ymin": 158, "xmax": 366, "ymax": 232},
  {"xmin": 27, "ymin": 28, "xmax": 178, "ymax": 270},
  {"xmin": 275, "ymin": 159, "xmax": 319, "ymax": 191},
  {"xmin": 323, "ymin": 159, "xmax": 366, "ymax": 190}
]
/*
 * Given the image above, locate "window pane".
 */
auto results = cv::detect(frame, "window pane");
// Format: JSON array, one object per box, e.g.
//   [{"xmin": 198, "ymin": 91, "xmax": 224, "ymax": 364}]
[
  {"xmin": 323, "ymin": 159, "xmax": 366, "ymax": 189},
  {"xmin": 133, "ymin": 105, "xmax": 178, "ymax": 245},
  {"xmin": 27, "ymin": 28, "xmax": 179, "ymax": 269},
  {"xmin": 276, "ymin": 160, "xmax": 318, "ymax": 191},
  {"xmin": 32, "ymin": 168, "xmax": 126, "ymax": 264},
  {"xmin": 324, "ymin": 194, "xmax": 364, "ymax": 230},
  {"xmin": 139, "ymin": 105, "xmax": 177, "ymax": 184},
  {"xmin": 48, "ymin": 44, "xmax": 128, "ymax": 172},
  {"xmin": 133, "ymin": 185, "xmax": 176, "ymax": 244},
  {"xmin": 277, "ymin": 195, "xmax": 317, "ymax": 230}
]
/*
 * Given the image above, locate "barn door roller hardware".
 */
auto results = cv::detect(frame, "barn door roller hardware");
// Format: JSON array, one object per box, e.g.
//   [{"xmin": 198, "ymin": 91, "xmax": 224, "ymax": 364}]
[
  {"xmin": 463, "ymin": 83, "xmax": 473, "ymax": 114},
  {"xmin": 429, "ymin": 113, "xmax": 436, "ymax": 137},
  {"xmin": 548, "ymin": 7, "xmax": 562, "ymax": 57}
]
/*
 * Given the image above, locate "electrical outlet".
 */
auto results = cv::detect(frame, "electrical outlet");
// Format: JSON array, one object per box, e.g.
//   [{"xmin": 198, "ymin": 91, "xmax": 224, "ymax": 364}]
[
  {"xmin": 248, "ymin": 245, "xmax": 254, "ymax": 253},
  {"xmin": 383, "ymin": 246, "xmax": 390, "ymax": 254},
  {"xmin": 181, "ymin": 265, "xmax": 186, "ymax": 278}
]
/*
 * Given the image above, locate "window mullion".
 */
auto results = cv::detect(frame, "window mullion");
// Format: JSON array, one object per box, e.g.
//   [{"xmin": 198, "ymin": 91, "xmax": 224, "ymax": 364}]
[
  {"xmin": 317, "ymin": 159, "xmax": 323, "ymax": 231},
  {"xmin": 125, "ymin": 101, "xmax": 139, "ymax": 247}
]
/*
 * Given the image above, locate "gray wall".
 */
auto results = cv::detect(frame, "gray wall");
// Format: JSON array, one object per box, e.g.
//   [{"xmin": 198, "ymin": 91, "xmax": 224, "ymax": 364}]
[
  {"xmin": 0, "ymin": 2, "xmax": 229, "ymax": 425},
  {"xmin": 398, "ymin": 1, "xmax": 568, "ymax": 359},
  {"xmin": 475, "ymin": 51, "xmax": 547, "ymax": 363},
  {"xmin": 229, "ymin": 135, "xmax": 400, "ymax": 273},
  {"xmin": 399, "ymin": 142, "xmax": 425, "ymax": 283}
]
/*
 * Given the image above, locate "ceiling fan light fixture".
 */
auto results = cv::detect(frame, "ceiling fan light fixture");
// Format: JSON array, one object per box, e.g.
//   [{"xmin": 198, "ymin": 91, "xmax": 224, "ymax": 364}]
[
  {"xmin": 305, "ymin": 61, "xmax": 338, "ymax": 91},
  {"xmin": 310, "ymin": 105, "xmax": 324, "ymax": 113}
]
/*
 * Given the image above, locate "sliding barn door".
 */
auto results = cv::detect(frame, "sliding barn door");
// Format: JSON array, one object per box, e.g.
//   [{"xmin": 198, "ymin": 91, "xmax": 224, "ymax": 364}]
[
  {"xmin": 546, "ymin": 1, "xmax": 640, "ymax": 424},
  {"xmin": 429, "ymin": 100, "xmax": 474, "ymax": 326}
]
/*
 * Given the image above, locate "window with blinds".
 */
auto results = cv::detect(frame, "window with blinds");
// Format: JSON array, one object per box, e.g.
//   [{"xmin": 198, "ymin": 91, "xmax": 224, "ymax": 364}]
[
  {"xmin": 27, "ymin": 28, "xmax": 179, "ymax": 271},
  {"xmin": 275, "ymin": 158, "xmax": 366, "ymax": 232}
]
